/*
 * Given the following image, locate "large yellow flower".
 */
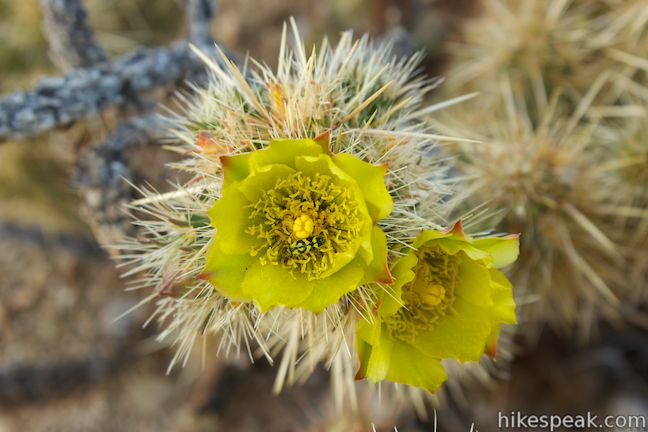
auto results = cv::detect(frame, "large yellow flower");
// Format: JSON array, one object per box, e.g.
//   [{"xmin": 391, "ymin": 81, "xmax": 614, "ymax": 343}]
[
  {"xmin": 356, "ymin": 222, "xmax": 519, "ymax": 393},
  {"xmin": 204, "ymin": 134, "xmax": 393, "ymax": 312}
]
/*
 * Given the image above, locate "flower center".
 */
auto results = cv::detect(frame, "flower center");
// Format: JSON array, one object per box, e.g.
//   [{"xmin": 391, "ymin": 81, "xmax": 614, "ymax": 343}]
[
  {"xmin": 246, "ymin": 171, "xmax": 362, "ymax": 279},
  {"xmin": 292, "ymin": 214, "xmax": 314, "ymax": 239},
  {"xmin": 419, "ymin": 284, "xmax": 445, "ymax": 306},
  {"xmin": 386, "ymin": 245, "xmax": 461, "ymax": 343}
]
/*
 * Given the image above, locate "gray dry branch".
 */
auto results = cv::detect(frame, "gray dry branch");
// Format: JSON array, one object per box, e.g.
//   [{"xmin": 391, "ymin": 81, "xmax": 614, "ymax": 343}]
[
  {"xmin": 0, "ymin": 0, "xmax": 223, "ymax": 245},
  {"xmin": 0, "ymin": 42, "xmax": 212, "ymax": 142},
  {"xmin": 74, "ymin": 114, "xmax": 169, "ymax": 246},
  {"xmin": 40, "ymin": 0, "xmax": 109, "ymax": 70},
  {"xmin": 0, "ymin": 0, "xmax": 221, "ymax": 143},
  {"xmin": 184, "ymin": 0, "xmax": 217, "ymax": 45},
  {"xmin": 0, "ymin": 222, "xmax": 103, "ymax": 258}
]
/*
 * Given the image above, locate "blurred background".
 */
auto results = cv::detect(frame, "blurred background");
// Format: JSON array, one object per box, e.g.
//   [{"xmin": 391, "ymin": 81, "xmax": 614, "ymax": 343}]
[{"xmin": 1, "ymin": 0, "xmax": 647, "ymax": 431}]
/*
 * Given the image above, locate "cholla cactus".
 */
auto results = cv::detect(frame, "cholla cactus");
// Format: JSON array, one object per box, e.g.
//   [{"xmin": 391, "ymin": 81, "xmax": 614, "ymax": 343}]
[
  {"xmin": 596, "ymin": 0, "xmax": 648, "ymax": 83},
  {"xmin": 438, "ymin": 0, "xmax": 648, "ymax": 337},
  {"xmin": 446, "ymin": 0, "xmax": 609, "ymax": 110},
  {"xmin": 118, "ymin": 21, "xmax": 519, "ymax": 406},
  {"xmin": 595, "ymin": 114, "xmax": 648, "ymax": 306},
  {"xmin": 596, "ymin": 0, "xmax": 648, "ymax": 309},
  {"xmin": 445, "ymin": 0, "xmax": 648, "ymax": 118},
  {"xmin": 434, "ymin": 82, "xmax": 632, "ymax": 335}
]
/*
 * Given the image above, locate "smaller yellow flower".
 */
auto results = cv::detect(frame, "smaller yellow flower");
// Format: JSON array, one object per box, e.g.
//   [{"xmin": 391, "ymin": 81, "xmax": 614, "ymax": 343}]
[{"xmin": 356, "ymin": 221, "xmax": 519, "ymax": 393}]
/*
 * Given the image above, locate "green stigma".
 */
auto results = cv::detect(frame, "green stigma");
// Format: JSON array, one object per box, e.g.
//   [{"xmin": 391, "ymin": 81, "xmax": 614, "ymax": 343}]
[
  {"xmin": 245, "ymin": 171, "xmax": 362, "ymax": 279},
  {"xmin": 386, "ymin": 245, "xmax": 461, "ymax": 343}
]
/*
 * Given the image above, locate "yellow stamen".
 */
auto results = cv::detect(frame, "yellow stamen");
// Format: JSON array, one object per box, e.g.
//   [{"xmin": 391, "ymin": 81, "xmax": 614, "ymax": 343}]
[{"xmin": 293, "ymin": 214, "xmax": 314, "ymax": 239}]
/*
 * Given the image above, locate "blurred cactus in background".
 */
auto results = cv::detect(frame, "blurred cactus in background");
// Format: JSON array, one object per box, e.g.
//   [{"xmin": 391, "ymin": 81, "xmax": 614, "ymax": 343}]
[{"xmin": 438, "ymin": 0, "xmax": 648, "ymax": 338}]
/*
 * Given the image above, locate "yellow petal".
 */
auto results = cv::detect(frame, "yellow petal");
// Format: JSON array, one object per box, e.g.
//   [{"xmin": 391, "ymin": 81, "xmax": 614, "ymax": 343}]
[
  {"xmin": 208, "ymin": 185, "xmax": 259, "ymax": 255},
  {"xmin": 472, "ymin": 235, "xmax": 520, "ymax": 268},
  {"xmin": 333, "ymin": 153, "xmax": 393, "ymax": 221}
]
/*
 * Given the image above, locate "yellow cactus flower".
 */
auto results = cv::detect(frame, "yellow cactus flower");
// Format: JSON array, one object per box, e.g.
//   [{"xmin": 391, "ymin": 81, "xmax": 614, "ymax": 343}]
[
  {"xmin": 204, "ymin": 134, "xmax": 393, "ymax": 312},
  {"xmin": 356, "ymin": 222, "xmax": 519, "ymax": 393}
]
